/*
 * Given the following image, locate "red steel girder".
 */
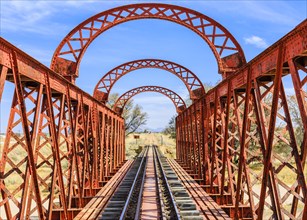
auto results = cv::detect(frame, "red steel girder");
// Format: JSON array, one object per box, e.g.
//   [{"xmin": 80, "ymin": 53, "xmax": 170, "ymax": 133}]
[
  {"xmin": 51, "ymin": 3, "xmax": 246, "ymax": 81},
  {"xmin": 113, "ymin": 85, "xmax": 186, "ymax": 114},
  {"xmin": 176, "ymin": 20, "xmax": 307, "ymax": 219},
  {"xmin": 0, "ymin": 37, "xmax": 125, "ymax": 220},
  {"xmin": 0, "ymin": 10, "xmax": 306, "ymax": 220},
  {"xmin": 93, "ymin": 59, "xmax": 205, "ymax": 103}
]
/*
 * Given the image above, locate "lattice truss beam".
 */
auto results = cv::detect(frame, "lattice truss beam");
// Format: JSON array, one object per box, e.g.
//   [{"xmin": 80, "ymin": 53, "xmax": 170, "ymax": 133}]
[
  {"xmin": 176, "ymin": 20, "xmax": 307, "ymax": 219},
  {"xmin": 0, "ymin": 38, "xmax": 125, "ymax": 219},
  {"xmin": 93, "ymin": 59, "xmax": 205, "ymax": 102},
  {"xmin": 0, "ymin": 7, "xmax": 306, "ymax": 220},
  {"xmin": 113, "ymin": 85, "xmax": 186, "ymax": 114},
  {"xmin": 51, "ymin": 3, "xmax": 246, "ymax": 81}
]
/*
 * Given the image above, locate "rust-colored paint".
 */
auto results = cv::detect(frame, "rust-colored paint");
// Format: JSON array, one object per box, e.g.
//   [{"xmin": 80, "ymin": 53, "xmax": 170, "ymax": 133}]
[
  {"xmin": 0, "ymin": 38, "xmax": 125, "ymax": 220},
  {"xmin": 0, "ymin": 9, "xmax": 306, "ymax": 220},
  {"xmin": 113, "ymin": 85, "xmax": 187, "ymax": 114},
  {"xmin": 93, "ymin": 59, "xmax": 205, "ymax": 102},
  {"xmin": 51, "ymin": 3, "xmax": 246, "ymax": 81},
  {"xmin": 176, "ymin": 20, "xmax": 307, "ymax": 219}
]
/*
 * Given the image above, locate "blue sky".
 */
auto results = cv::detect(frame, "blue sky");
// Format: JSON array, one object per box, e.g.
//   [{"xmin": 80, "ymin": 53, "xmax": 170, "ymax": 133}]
[{"xmin": 1, "ymin": 0, "xmax": 306, "ymax": 131}]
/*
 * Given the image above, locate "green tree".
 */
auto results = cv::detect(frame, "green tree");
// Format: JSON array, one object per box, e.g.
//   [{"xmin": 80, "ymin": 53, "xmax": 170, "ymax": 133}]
[
  {"xmin": 287, "ymin": 94, "xmax": 304, "ymax": 146},
  {"xmin": 163, "ymin": 115, "xmax": 176, "ymax": 139},
  {"xmin": 107, "ymin": 93, "xmax": 148, "ymax": 136}
]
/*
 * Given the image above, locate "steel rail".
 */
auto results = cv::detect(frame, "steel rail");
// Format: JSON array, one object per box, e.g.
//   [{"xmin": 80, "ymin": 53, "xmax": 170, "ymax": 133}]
[
  {"xmin": 153, "ymin": 146, "xmax": 165, "ymax": 218},
  {"xmin": 134, "ymin": 150, "xmax": 148, "ymax": 220},
  {"xmin": 119, "ymin": 146, "xmax": 149, "ymax": 220},
  {"xmin": 153, "ymin": 146, "xmax": 181, "ymax": 220}
]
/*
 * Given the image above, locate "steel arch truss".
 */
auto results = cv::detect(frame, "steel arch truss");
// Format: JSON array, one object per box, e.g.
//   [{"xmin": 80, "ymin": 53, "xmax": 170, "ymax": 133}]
[
  {"xmin": 51, "ymin": 3, "xmax": 246, "ymax": 81},
  {"xmin": 176, "ymin": 20, "xmax": 307, "ymax": 219},
  {"xmin": 94, "ymin": 59, "xmax": 205, "ymax": 102},
  {"xmin": 113, "ymin": 86, "xmax": 186, "ymax": 114},
  {"xmin": 0, "ymin": 38, "xmax": 126, "ymax": 219}
]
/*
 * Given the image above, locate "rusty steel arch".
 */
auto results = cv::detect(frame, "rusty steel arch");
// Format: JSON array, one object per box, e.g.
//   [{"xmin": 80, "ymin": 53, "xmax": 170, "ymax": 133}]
[
  {"xmin": 113, "ymin": 86, "xmax": 186, "ymax": 114},
  {"xmin": 51, "ymin": 3, "xmax": 246, "ymax": 81},
  {"xmin": 93, "ymin": 59, "xmax": 205, "ymax": 102}
]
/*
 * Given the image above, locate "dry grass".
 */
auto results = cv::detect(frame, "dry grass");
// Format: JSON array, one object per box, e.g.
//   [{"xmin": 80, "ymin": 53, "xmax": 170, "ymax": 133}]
[
  {"xmin": 125, "ymin": 132, "xmax": 176, "ymax": 159},
  {"xmin": 1, "ymin": 132, "xmax": 307, "ymax": 207}
]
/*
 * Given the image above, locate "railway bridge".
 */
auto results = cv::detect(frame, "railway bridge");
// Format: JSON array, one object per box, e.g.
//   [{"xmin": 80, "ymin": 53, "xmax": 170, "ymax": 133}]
[{"xmin": 0, "ymin": 3, "xmax": 307, "ymax": 220}]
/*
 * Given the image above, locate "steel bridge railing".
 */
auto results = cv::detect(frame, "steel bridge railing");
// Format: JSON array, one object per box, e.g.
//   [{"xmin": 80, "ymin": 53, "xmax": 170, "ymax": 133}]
[
  {"xmin": 1, "ymin": 18, "xmax": 307, "ymax": 220},
  {"xmin": 176, "ymin": 19, "xmax": 307, "ymax": 220},
  {"xmin": 0, "ymin": 37, "xmax": 126, "ymax": 220}
]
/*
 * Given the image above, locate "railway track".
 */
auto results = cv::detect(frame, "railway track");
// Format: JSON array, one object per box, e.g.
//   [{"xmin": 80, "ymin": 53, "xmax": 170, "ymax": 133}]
[
  {"xmin": 97, "ymin": 145, "xmax": 203, "ymax": 220},
  {"xmin": 97, "ymin": 147, "xmax": 148, "ymax": 219},
  {"xmin": 153, "ymin": 146, "xmax": 203, "ymax": 220}
]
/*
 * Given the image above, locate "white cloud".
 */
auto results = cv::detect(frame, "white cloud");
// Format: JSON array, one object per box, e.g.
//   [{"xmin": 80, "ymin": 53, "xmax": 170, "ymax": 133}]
[
  {"xmin": 0, "ymin": 1, "xmax": 101, "ymax": 35},
  {"xmin": 244, "ymin": 36, "xmax": 268, "ymax": 49},
  {"xmin": 241, "ymin": 1, "xmax": 304, "ymax": 26},
  {"xmin": 195, "ymin": 1, "xmax": 303, "ymax": 26},
  {"xmin": 11, "ymin": 1, "xmax": 53, "ymax": 21},
  {"xmin": 131, "ymin": 94, "xmax": 177, "ymax": 128},
  {"xmin": 237, "ymin": 1, "xmax": 300, "ymax": 26},
  {"xmin": 140, "ymin": 104, "xmax": 176, "ymax": 129},
  {"xmin": 65, "ymin": 0, "xmax": 94, "ymax": 7},
  {"xmin": 1, "ymin": 1, "xmax": 61, "ymax": 35}
]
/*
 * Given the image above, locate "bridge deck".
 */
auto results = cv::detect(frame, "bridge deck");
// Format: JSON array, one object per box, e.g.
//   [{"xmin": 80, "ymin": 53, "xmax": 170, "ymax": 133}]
[
  {"xmin": 168, "ymin": 159, "xmax": 232, "ymax": 220},
  {"xmin": 74, "ymin": 160, "xmax": 134, "ymax": 220},
  {"xmin": 75, "ymin": 154, "xmax": 231, "ymax": 220},
  {"xmin": 140, "ymin": 146, "xmax": 160, "ymax": 219}
]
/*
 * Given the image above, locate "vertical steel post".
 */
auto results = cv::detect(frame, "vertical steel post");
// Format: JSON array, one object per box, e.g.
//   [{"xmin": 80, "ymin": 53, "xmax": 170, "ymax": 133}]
[
  {"xmin": 10, "ymin": 52, "xmax": 45, "ymax": 220},
  {"xmin": 258, "ymin": 45, "xmax": 284, "ymax": 219}
]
